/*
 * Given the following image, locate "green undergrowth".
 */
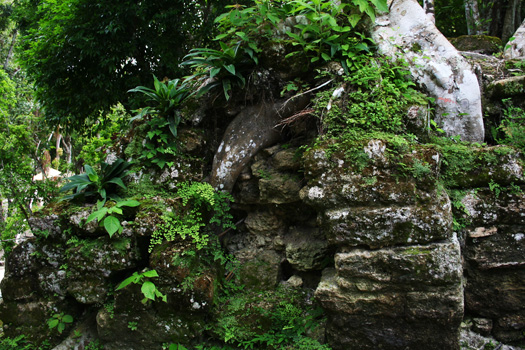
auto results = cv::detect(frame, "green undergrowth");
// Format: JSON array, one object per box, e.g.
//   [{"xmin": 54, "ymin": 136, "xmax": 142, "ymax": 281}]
[
  {"xmin": 208, "ymin": 285, "xmax": 329, "ymax": 350},
  {"xmin": 315, "ymin": 56, "xmax": 429, "ymax": 135},
  {"xmin": 429, "ymin": 136, "xmax": 520, "ymax": 188}
]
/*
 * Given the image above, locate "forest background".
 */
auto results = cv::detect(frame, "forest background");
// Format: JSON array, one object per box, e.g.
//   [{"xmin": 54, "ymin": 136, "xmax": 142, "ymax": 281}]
[{"xmin": 0, "ymin": 0, "xmax": 523, "ymax": 254}]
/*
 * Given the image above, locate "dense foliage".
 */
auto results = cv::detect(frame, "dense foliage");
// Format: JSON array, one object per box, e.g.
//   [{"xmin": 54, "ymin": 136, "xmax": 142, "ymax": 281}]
[
  {"xmin": 1, "ymin": 0, "xmax": 525, "ymax": 348},
  {"xmin": 14, "ymin": 0, "xmax": 235, "ymax": 128}
]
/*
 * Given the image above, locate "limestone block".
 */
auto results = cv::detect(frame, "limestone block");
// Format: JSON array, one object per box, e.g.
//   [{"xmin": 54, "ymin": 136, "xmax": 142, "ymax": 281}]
[
  {"xmin": 258, "ymin": 172, "xmax": 302, "ymax": 204},
  {"xmin": 487, "ymin": 75, "xmax": 525, "ymax": 99},
  {"xmin": 465, "ymin": 225, "xmax": 525, "ymax": 270},
  {"xmin": 97, "ymin": 305, "xmax": 204, "ymax": 350},
  {"xmin": 245, "ymin": 210, "xmax": 285, "ymax": 237},
  {"xmin": 301, "ymin": 140, "xmax": 442, "ymax": 210},
  {"xmin": 66, "ymin": 237, "xmax": 142, "ymax": 304},
  {"xmin": 459, "ymin": 189, "xmax": 525, "ymax": 227},
  {"xmin": 284, "ymin": 226, "xmax": 330, "ymax": 271},
  {"xmin": 321, "ymin": 194, "xmax": 452, "ymax": 248},
  {"xmin": 28, "ymin": 214, "xmax": 63, "ymax": 240},
  {"xmin": 464, "ymin": 222, "xmax": 525, "ymax": 343},
  {"xmin": 315, "ymin": 240, "xmax": 463, "ymax": 349},
  {"xmin": 440, "ymin": 146, "xmax": 524, "ymax": 189}
]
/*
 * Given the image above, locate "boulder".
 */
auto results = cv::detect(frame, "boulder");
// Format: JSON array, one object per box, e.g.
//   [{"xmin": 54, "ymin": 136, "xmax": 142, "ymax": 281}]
[
  {"xmin": 316, "ymin": 239, "xmax": 464, "ymax": 349},
  {"xmin": 449, "ymin": 35, "xmax": 502, "ymax": 54}
]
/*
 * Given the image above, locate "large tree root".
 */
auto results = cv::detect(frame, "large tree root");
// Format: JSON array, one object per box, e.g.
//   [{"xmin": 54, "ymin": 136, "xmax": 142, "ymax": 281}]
[
  {"xmin": 372, "ymin": 0, "xmax": 485, "ymax": 142},
  {"xmin": 210, "ymin": 95, "xmax": 310, "ymax": 192}
]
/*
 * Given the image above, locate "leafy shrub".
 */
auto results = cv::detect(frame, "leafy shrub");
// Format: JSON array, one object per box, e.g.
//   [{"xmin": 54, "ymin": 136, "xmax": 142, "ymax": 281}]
[
  {"xmin": 318, "ymin": 57, "xmax": 428, "ymax": 135},
  {"xmin": 183, "ymin": 0, "xmax": 386, "ymax": 99},
  {"xmin": 0, "ymin": 335, "xmax": 32, "ymax": 350},
  {"xmin": 129, "ymin": 76, "xmax": 193, "ymax": 138},
  {"xmin": 183, "ymin": 42, "xmax": 258, "ymax": 101},
  {"xmin": 78, "ymin": 103, "xmax": 130, "ymax": 166},
  {"xmin": 86, "ymin": 199, "xmax": 141, "ymax": 237},
  {"xmin": 116, "ymin": 269, "xmax": 167, "ymax": 304},
  {"xmin": 496, "ymin": 100, "xmax": 525, "ymax": 152},
  {"xmin": 47, "ymin": 313, "xmax": 73, "ymax": 334},
  {"xmin": 213, "ymin": 286, "xmax": 329, "ymax": 350},
  {"xmin": 149, "ymin": 182, "xmax": 235, "ymax": 252},
  {"xmin": 284, "ymin": 0, "xmax": 384, "ymax": 70},
  {"xmin": 60, "ymin": 158, "xmax": 132, "ymax": 205}
]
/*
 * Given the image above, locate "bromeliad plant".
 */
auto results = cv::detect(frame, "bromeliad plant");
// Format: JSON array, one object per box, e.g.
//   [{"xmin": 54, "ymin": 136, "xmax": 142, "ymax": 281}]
[
  {"xmin": 182, "ymin": 41, "xmax": 258, "ymax": 101},
  {"xmin": 60, "ymin": 158, "xmax": 132, "ymax": 206},
  {"xmin": 129, "ymin": 76, "xmax": 193, "ymax": 137}
]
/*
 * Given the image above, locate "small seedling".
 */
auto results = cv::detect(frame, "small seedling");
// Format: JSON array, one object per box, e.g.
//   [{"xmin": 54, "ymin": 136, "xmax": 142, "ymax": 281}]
[{"xmin": 48, "ymin": 313, "xmax": 73, "ymax": 334}]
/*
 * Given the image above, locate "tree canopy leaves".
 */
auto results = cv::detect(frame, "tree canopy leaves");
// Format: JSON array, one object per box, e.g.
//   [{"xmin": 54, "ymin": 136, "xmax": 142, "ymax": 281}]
[{"xmin": 14, "ymin": 0, "xmax": 232, "ymax": 130}]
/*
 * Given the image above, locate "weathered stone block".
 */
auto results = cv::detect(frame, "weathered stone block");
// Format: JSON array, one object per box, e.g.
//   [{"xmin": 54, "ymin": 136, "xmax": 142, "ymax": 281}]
[
  {"xmin": 257, "ymin": 173, "xmax": 302, "ymax": 204},
  {"xmin": 244, "ymin": 210, "xmax": 285, "ymax": 237},
  {"xmin": 321, "ymin": 194, "xmax": 452, "ymax": 248},
  {"xmin": 487, "ymin": 75, "xmax": 525, "ymax": 99},
  {"xmin": 440, "ymin": 145, "xmax": 524, "ymax": 189},
  {"xmin": 97, "ymin": 305, "xmax": 204, "ymax": 350},
  {"xmin": 464, "ymin": 222, "xmax": 525, "ymax": 344},
  {"xmin": 284, "ymin": 226, "xmax": 330, "ymax": 271},
  {"xmin": 460, "ymin": 189, "xmax": 525, "ymax": 227},
  {"xmin": 66, "ymin": 237, "xmax": 142, "ymax": 304},
  {"xmin": 238, "ymin": 249, "xmax": 282, "ymax": 290},
  {"xmin": 316, "ymin": 240, "xmax": 463, "ymax": 349},
  {"xmin": 301, "ymin": 175, "xmax": 441, "ymax": 209}
]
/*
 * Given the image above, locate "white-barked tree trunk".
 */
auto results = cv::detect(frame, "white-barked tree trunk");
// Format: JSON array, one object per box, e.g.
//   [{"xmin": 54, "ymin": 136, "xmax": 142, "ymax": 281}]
[{"xmin": 372, "ymin": 0, "xmax": 485, "ymax": 142}]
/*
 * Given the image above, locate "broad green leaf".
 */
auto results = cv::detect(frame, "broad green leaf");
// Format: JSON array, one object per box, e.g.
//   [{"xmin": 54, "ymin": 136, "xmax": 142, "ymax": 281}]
[
  {"xmin": 116, "ymin": 272, "xmax": 139, "ymax": 290},
  {"xmin": 107, "ymin": 177, "xmax": 126, "ymax": 189},
  {"xmin": 84, "ymin": 165, "xmax": 98, "ymax": 182},
  {"xmin": 86, "ymin": 207, "xmax": 108, "ymax": 223},
  {"xmin": 141, "ymin": 281, "xmax": 156, "ymax": 300},
  {"xmin": 96, "ymin": 199, "xmax": 106, "ymax": 210},
  {"xmin": 223, "ymin": 79, "xmax": 232, "ymax": 100},
  {"xmin": 348, "ymin": 14, "xmax": 362, "ymax": 27},
  {"xmin": 352, "ymin": 0, "xmax": 369, "ymax": 12},
  {"xmin": 370, "ymin": 0, "xmax": 389, "ymax": 13},
  {"xmin": 62, "ymin": 315, "xmax": 73, "ymax": 323},
  {"xmin": 108, "ymin": 207, "xmax": 123, "ymax": 215},
  {"xmin": 168, "ymin": 116, "xmax": 179, "ymax": 138},
  {"xmin": 142, "ymin": 270, "xmax": 159, "ymax": 278},
  {"xmin": 104, "ymin": 216, "xmax": 121, "ymax": 237},
  {"xmin": 224, "ymin": 64, "xmax": 236, "ymax": 76},
  {"xmin": 209, "ymin": 67, "xmax": 221, "ymax": 79},
  {"xmin": 57, "ymin": 323, "xmax": 65, "ymax": 334},
  {"xmin": 365, "ymin": 6, "xmax": 376, "ymax": 22},
  {"xmin": 116, "ymin": 200, "xmax": 141, "ymax": 208},
  {"xmin": 48, "ymin": 319, "xmax": 59, "ymax": 329},
  {"xmin": 214, "ymin": 33, "xmax": 229, "ymax": 40}
]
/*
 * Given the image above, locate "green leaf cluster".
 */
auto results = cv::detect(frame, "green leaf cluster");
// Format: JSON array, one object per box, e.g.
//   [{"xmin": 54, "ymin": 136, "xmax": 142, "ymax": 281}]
[
  {"xmin": 183, "ymin": 42, "xmax": 258, "ymax": 101},
  {"xmin": 494, "ymin": 100, "xmax": 525, "ymax": 153},
  {"xmin": 14, "ymin": 0, "xmax": 229, "ymax": 129},
  {"xmin": 318, "ymin": 57, "xmax": 428, "ymax": 136},
  {"xmin": 284, "ymin": 0, "xmax": 383, "ymax": 69},
  {"xmin": 86, "ymin": 199, "xmax": 140, "ymax": 237},
  {"xmin": 47, "ymin": 313, "xmax": 73, "ymax": 334},
  {"xmin": 60, "ymin": 158, "xmax": 132, "ymax": 205},
  {"xmin": 214, "ymin": 287, "xmax": 329, "ymax": 350},
  {"xmin": 149, "ymin": 182, "xmax": 235, "ymax": 252},
  {"xmin": 129, "ymin": 76, "xmax": 194, "ymax": 138},
  {"xmin": 116, "ymin": 269, "xmax": 167, "ymax": 304},
  {"xmin": 140, "ymin": 117, "xmax": 180, "ymax": 170}
]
